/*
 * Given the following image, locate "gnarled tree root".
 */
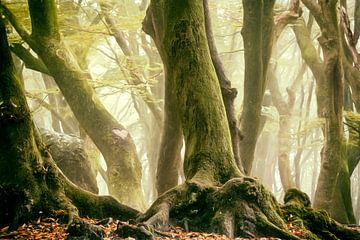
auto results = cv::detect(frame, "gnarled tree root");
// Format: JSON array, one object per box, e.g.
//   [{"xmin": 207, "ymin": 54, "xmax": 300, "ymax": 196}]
[
  {"xmin": 138, "ymin": 177, "xmax": 301, "ymax": 239},
  {"xmin": 283, "ymin": 188, "xmax": 360, "ymax": 240},
  {"xmin": 0, "ymin": 155, "xmax": 140, "ymax": 229}
]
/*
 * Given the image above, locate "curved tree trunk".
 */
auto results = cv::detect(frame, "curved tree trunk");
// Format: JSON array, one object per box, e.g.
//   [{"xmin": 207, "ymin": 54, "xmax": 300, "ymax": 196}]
[
  {"xmin": 302, "ymin": 0, "xmax": 346, "ymax": 222},
  {"xmin": 293, "ymin": 7, "xmax": 356, "ymax": 223},
  {"xmin": 0, "ymin": 19, "xmax": 139, "ymax": 228},
  {"xmin": 0, "ymin": 1, "xmax": 146, "ymax": 210},
  {"xmin": 268, "ymin": 64, "xmax": 296, "ymax": 191}
]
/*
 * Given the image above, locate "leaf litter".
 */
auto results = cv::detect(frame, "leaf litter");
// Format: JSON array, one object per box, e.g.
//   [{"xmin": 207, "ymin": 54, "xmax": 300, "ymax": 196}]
[{"xmin": 5, "ymin": 215, "xmax": 358, "ymax": 239}]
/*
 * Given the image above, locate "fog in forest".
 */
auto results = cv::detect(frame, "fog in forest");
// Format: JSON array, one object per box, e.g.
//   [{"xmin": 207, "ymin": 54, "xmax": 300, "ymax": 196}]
[{"xmin": 1, "ymin": 0, "xmax": 360, "ymax": 238}]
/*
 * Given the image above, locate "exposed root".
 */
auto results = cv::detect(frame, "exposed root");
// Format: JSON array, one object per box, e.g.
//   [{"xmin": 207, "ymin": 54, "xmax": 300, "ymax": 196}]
[
  {"xmin": 67, "ymin": 218, "xmax": 105, "ymax": 240},
  {"xmin": 138, "ymin": 177, "xmax": 301, "ymax": 239},
  {"xmin": 283, "ymin": 188, "xmax": 360, "ymax": 240},
  {"xmin": 0, "ymin": 153, "xmax": 140, "ymax": 229}
]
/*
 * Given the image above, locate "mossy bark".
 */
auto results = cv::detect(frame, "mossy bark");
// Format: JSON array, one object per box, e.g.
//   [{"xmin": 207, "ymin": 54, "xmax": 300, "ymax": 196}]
[
  {"xmin": 203, "ymin": 0, "xmax": 242, "ymax": 171},
  {"xmin": 301, "ymin": 0, "xmax": 346, "ymax": 222},
  {"xmin": 0, "ymin": 0, "xmax": 146, "ymax": 210},
  {"xmin": 294, "ymin": 6, "xmax": 357, "ymax": 223},
  {"xmin": 283, "ymin": 189, "xmax": 360, "ymax": 240},
  {"xmin": 140, "ymin": 1, "xmax": 310, "ymax": 238},
  {"xmin": 0, "ymin": 19, "xmax": 139, "ymax": 227}
]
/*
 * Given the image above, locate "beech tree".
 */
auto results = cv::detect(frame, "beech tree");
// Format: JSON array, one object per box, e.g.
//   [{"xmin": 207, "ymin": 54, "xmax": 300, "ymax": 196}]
[
  {"xmin": 0, "ymin": 16, "xmax": 139, "ymax": 227},
  {"xmin": 137, "ymin": 0, "xmax": 359, "ymax": 239},
  {"xmin": 1, "ymin": 0, "xmax": 360, "ymax": 239},
  {"xmin": 0, "ymin": 0, "xmax": 145, "ymax": 210}
]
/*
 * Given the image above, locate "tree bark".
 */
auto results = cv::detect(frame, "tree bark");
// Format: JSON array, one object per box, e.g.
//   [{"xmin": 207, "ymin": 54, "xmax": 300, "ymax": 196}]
[
  {"xmin": 203, "ymin": 0, "xmax": 243, "ymax": 172},
  {"xmin": 302, "ymin": 0, "xmax": 346, "ymax": 222},
  {"xmin": 268, "ymin": 64, "xmax": 296, "ymax": 191},
  {"xmin": 240, "ymin": 0, "xmax": 275, "ymax": 175},
  {"xmin": 293, "ymin": 7, "xmax": 356, "ymax": 223}
]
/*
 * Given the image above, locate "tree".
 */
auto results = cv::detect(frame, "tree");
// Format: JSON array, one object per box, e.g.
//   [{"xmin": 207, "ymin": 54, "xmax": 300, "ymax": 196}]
[
  {"xmin": 0, "ymin": 17, "xmax": 138, "ymax": 228},
  {"xmin": 2, "ymin": 0, "xmax": 360, "ymax": 239},
  {"xmin": 138, "ymin": 1, "xmax": 360, "ymax": 238},
  {"xmin": 297, "ymin": 0, "xmax": 358, "ymax": 224},
  {"xmin": 0, "ymin": 0, "xmax": 145, "ymax": 210},
  {"xmin": 239, "ymin": 0, "xmax": 275, "ymax": 175}
]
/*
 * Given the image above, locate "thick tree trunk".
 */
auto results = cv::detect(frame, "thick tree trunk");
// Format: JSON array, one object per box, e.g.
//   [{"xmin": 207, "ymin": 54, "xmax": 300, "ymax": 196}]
[
  {"xmin": 302, "ymin": 0, "xmax": 346, "ymax": 222},
  {"xmin": 139, "ymin": 1, "xmax": 338, "ymax": 239},
  {"xmin": 41, "ymin": 130, "xmax": 99, "ymax": 194},
  {"xmin": 0, "ymin": 1, "xmax": 146, "ymax": 210},
  {"xmin": 143, "ymin": 0, "xmax": 241, "ymax": 185},
  {"xmin": 0, "ymin": 19, "xmax": 139, "ymax": 228},
  {"xmin": 240, "ymin": 0, "xmax": 275, "ymax": 175}
]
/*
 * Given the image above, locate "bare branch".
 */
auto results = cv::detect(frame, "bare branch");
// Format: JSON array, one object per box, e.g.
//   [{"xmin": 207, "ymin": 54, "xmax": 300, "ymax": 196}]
[
  {"xmin": 10, "ymin": 43, "xmax": 50, "ymax": 74},
  {"xmin": 340, "ymin": 6, "xmax": 360, "ymax": 70},
  {"xmin": 274, "ymin": 0, "xmax": 301, "ymax": 40}
]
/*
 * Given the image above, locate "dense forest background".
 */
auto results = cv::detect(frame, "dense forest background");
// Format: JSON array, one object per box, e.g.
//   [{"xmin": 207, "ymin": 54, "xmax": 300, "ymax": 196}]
[{"xmin": 1, "ymin": 0, "xmax": 360, "ymax": 239}]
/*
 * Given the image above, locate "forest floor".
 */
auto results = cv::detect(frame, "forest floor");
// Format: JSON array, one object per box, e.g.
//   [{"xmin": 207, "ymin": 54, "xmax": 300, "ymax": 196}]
[{"xmin": 0, "ymin": 213, "xmax": 286, "ymax": 240}]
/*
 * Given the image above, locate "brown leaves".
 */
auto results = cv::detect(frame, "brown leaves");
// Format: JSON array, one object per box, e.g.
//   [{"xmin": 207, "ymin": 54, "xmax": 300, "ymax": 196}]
[
  {"xmin": 0, "ymin": 217, "xmax": 68, "ymax": 239},
  {"xmin": 0, "ymin": 216, "xmax": 283, "ymax": 239}
]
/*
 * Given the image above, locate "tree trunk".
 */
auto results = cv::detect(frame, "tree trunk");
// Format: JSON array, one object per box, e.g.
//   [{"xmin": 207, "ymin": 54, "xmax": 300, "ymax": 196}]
[
  {"xmin": 294, "ymin": 4, "xmax": 356, "ymax": 223},
  {"xmin": 137, "ymin": 1, "xmax": 360, "ymax": 238},
  {"xmin": 0, "ymin": 1, "xmax": 146, "ymax": 210},
  {"xmin": 155, "ymin": 82, "xmax": 183, "ymax": 195},
  {"xmin": 268, "ymin": 64, "xmax": 296, "ymax": 191},
  {"xmin": 203, "ymin": 0, "xmax": 243, "ymax": 171},
  {"xmin": 41, "ymin": 129, "xmax": 99, "ymax": 194},
  {"xmin": 302, "ymin": 0, "xmax": 346, "ymax": 222},
  {"xmin": 240, "ymin": 0, "xmax": 275, "ymax": 175},
  {"xmin": 0, "ymin": 18, "xmax": 139, "ymax": 228}
]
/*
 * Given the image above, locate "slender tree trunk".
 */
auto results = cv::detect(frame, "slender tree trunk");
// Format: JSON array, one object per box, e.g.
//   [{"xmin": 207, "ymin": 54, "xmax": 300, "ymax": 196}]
[
  {"xmin": 42, "ymin": 74, "xmax": 61, "ymax": 132},
  {"xmin": 240, "ymin": 0, "xmax": 275, "ymax": 175},
  {"xmin": 268, "ymin": 64, "xmax": 296, "ymax": 191},
  {"xmin": 155, "ymin": 82, "xmax": 183, "ymax": 195}
]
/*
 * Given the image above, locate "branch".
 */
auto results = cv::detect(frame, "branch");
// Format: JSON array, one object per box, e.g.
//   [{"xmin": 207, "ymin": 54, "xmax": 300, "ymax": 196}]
[
  {"xmin": 27, "ymin": 0, "xmax": 60, "ymax": 39},
  {"xmin": 99, "ymin": 2, "xmax": 132, "ymax": 56},
  {"xmin": 0, "ymin": 2, "xmax": 34, "ymax": 47},
  {"xmin": 26, "ymin": 91, "xmax": 77, "ymax": 134},
  {"xmin": 301, "ymin": 0, "xmax": 324, "ymax": 28},
  {"xmin": 10, "ymin": 43, "xmax": 50, "ymax": 74},
  {"xmin": 340, "ymin": 6, "xmax": 360, "ymax": 70},
  {"xmin": 274, "ymin": 0, "xmax": 301, "ymax": 40}
]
